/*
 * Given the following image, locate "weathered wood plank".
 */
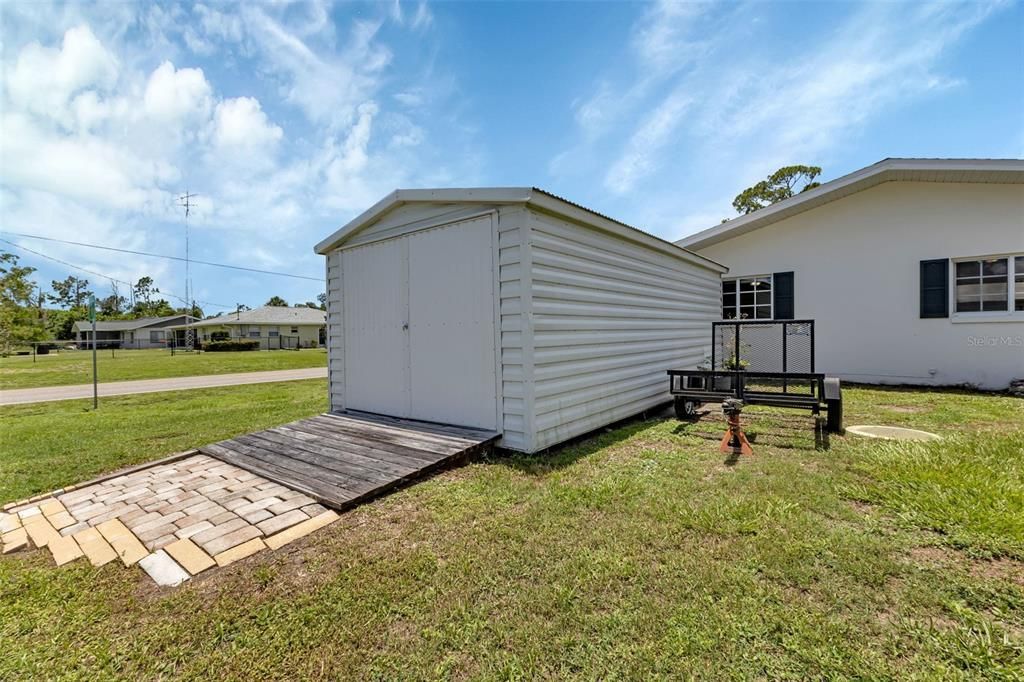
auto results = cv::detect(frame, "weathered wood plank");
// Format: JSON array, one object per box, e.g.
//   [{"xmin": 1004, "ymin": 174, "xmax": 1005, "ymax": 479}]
[
  {"xmin": 276, "ymin": 420, "xmax": 448, "ymax": 467},
  {"xmin": 242, "ymin": 430, "xmax": 417, "ymax": 481},
  {"xmin": 339, "ymin": 410, "xmax": 497, "ymax": 441},
  {"xmin": 203, "ymin": 413, "xmax": 499, "ymax": 510},
  {"xmin": 201, "ymin": 444, "xmax": 358, "ymax": 505},
  {"xmin": 307, "ymin": 414, "xmax": 470, "ymax": 456},
  {"xmin": 212, "ymin": 437, "xmax": 375, "ymax": 496}
]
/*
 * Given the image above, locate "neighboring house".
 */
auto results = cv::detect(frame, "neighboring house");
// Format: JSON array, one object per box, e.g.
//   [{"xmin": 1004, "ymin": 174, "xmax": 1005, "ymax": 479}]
[
  {"xmin": 73, "ymin": 315, "xmax": 197, "ymax": 349},
  {"xmin": 173, "ymin": 306, "xmax": 326, "ymax": 349},
  {"xmin": 315, "ymin": 187, "xmax": 724, "ymax": 452},
  {"xmin": 677, "ymin": 158, "xmax": 1024, "ymax": 390}
]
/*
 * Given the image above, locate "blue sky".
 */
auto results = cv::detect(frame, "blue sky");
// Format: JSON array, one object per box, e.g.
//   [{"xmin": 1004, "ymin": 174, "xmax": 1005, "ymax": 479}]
[{"xmin": 2, "ymin": 0, "xmax": 1022, "ymax": 313}]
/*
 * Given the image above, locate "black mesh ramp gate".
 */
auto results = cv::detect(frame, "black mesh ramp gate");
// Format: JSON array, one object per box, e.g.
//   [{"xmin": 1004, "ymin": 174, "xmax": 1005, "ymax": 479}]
[{"xmin": 712, "ymin": 320, "xmax": 814, "ymax": 373}]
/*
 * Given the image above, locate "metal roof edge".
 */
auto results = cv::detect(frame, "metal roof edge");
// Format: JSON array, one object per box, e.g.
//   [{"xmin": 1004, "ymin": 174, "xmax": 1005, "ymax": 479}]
[
  {"xmin": 676, "ymin": 158, "xmax": 1024, "ymax": 251},
  {"xmin": 314, "ymin": 186, "xmax": 727, "ymax": 273}
]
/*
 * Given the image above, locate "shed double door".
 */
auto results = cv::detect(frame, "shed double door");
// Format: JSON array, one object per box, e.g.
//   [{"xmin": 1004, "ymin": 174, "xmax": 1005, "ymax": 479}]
[{"xmin": 342, "ymin": 216, "xmax": 498, "ymax": 430}]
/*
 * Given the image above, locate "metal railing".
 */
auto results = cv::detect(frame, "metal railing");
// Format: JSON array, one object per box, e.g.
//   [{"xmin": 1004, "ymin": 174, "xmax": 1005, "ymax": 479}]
[{"xmin": 712, "ymin": 320, "xmax": 815, "ymax": 374}]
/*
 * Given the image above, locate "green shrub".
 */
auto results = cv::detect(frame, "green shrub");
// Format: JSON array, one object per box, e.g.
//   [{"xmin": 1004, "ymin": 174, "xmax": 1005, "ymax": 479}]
[{"xmin": 204, "ymin": 339, "xmax": 259, "ymax": 352}]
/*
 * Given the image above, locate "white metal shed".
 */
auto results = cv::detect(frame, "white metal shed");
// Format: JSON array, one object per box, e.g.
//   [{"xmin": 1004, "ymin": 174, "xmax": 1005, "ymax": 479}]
[{"xmin": 315, "ymin": 188, "xmax": 727, "ymax": 453}]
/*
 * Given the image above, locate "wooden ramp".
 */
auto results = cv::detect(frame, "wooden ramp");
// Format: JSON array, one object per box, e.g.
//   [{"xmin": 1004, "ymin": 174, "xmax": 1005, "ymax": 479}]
[{"xmin": 201, "ymin": 411, "xmax": 499, "ymax": 510}]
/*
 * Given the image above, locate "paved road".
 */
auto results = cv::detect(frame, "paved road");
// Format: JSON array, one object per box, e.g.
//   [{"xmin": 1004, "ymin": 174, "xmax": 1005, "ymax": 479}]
[{"xmin": 0, "ymin": 367, "xmax": 328, "ymax": 406}]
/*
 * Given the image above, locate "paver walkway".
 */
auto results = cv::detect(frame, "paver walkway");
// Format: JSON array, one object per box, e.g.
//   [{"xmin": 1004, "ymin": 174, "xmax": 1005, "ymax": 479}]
[
  {"xmin": 0, "ymin": 367, "xmax": 327, "ymax": 405},
  {"xmin": 2, "ymin": 451, "xmax": 338, "ymax": 586}
]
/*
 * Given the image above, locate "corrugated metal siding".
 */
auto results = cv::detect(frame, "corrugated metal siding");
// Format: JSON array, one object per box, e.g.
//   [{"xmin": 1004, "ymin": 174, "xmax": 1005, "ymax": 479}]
[
  {"xmin": 496, "ymin": 207, "xmax": 527, "ymax": 450},
  {"xmin": 525, "ymin": 208, "xmax": 721, "ymax": 451},
  {"xmin": 326, "ymin": 250, "xmax": 344, "ymax": 410}
]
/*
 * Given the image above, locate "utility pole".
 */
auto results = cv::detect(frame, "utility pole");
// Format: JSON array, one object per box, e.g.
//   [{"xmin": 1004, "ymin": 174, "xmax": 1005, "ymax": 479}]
[
  {"xmin": 178, "ymin": 191, "xmax": 198, "ymax": 351},
  {"xmin": 89, "ymin": 293, "xmax": 98, "ymax": 409}
]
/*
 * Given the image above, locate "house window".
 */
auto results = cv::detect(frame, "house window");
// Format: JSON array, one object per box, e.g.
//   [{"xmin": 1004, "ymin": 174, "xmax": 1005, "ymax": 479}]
[
  {"xmin": 722, "ymin": 275, "xmax": 772, "ymax": 320},
  {"xmin": 149, "ymin": 330, "xmax": 164, "ymax": 343},
  {"xmin": 249, "ymin": 326, "xmax": 261, "ymax": 338},
  {"xmin": 1016, "ymin": 256, "xmax": 1024, "ymax": 312},
  {"xmin": 290, "ymin": 326, "xmax": 299, "ymax": 334},
  {"xmin": 954, "ymin": 255, "xmax": 1024, "ymax": 313},
  {"xmin": 268, "ymin": 326, "xmax": 279, "ymax": 338}
]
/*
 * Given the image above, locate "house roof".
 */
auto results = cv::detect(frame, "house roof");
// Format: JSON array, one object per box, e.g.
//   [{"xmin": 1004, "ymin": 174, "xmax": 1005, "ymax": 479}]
[
  {"xmin": 676, "ymin": 158, "xmax": 1024, "ymax": 251},
  {"xmin": 179, "ymin": 306, "xmax": 326, "ymax": 328},
  {"xmin": 72, "ymin": 314, "xmax": 196, "ymax": 333},
  {"xmin": 314, "ymin": 187, "xmax": 727, "ymax": 273}
]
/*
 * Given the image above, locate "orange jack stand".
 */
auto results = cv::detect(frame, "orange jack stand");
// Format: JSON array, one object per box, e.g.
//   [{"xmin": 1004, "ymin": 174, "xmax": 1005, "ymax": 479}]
[{"xmin": 720, "ymin": 399, "xmax": 754, "ymax": 456}]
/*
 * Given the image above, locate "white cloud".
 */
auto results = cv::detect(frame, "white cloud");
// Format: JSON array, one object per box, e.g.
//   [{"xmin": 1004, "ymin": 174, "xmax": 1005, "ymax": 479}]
[
  {"xmin": 604, "ymin": 90, "xmax": 692, "ymax": 194},
  {"xmin": 411, "ymin": 2, "xmax": 434, "ymax": 30},
  {"xmin": 0, "ymin": 2, "xmax": 477, "ymax": 309},
  {"xmin": 631, "ymin": 0, "xmax": 710, "ymax": 75},
  {"xmin": 555, "ymin": 0, "xmax": 1010, "ymax": 235},
  {"xmin": 5, "ymin": 24, "xmax": 119, "ymax": 126},
  {"xmin": 143, "ymin": 61, "xmax": 213, "ymax": 125},
  {"xmin": 212, "ymin": 96, "xmax": 283, "ymax": 166}
]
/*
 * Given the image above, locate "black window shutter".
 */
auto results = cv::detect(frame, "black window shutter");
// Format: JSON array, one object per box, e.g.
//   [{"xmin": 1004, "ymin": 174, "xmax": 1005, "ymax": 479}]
[
  {"xmin": 773, "ymin": 271, "xmax": 795, "ymax": 319},
  {"xmin": 920, "ymin": 259, "xmax": 949, "ymax": 318}
]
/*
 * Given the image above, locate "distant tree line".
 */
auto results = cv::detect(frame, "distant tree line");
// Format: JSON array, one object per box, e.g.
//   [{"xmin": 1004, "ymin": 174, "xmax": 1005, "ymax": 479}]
[{"xmin": 0, "ymin": 249, "xmax": 327, "ymax": 353}]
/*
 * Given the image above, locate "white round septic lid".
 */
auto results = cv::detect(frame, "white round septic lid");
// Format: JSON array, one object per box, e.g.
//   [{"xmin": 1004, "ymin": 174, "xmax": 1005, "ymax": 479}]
[{"xmin": 846, "ymin": 425, "xmax": 942, "ymax": 441}]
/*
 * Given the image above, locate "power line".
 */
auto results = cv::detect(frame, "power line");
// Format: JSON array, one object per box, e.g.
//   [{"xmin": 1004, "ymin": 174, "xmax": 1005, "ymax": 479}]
[
  {"xmin": 0, "ymin": 231, "xmax": 322, "ymax": 281},
  {"xmin": 0, "ymin": 238, "xmax": 234, "ymax": 310}
]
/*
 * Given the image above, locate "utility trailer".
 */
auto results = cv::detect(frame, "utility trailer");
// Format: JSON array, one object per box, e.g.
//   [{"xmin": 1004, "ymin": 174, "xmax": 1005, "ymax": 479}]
[{"xmin": 667, "ymin": 320, "xmax": 843, "ymax": 438}]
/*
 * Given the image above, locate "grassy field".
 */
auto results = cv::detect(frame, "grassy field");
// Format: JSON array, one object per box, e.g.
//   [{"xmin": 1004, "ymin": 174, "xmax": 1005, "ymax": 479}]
[
  {"xmin": 0, "ymin": 379, "xmax": 327, "ymax": 501},
  {"xmin": 1, "ymin": 385, "xmax": 1021, "ymax": 679},
  {"xmin": 0, "ymin": 347, "xmax": 327, "ymax": 390}
]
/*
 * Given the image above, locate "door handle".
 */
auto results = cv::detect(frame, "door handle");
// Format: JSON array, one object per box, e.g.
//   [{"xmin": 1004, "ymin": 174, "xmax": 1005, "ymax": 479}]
[{"xmin": 402, "ymin": 322, "xmax": 409, "ymax": 331}]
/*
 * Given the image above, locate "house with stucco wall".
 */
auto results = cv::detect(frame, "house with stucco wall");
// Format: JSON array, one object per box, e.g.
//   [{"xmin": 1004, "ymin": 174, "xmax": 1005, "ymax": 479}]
[
  {"xmin": 677, "ymin": 158, "xmax": 1024, "ymax": 390},
  {"xmin": 171, "ymin": 305, "xmax": 326, "ymax": 350}
]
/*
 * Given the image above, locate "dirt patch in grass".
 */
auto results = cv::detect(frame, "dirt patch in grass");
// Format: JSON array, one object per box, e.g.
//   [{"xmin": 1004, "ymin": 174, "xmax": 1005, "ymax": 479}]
[
  {"xmin": 969, "ymin": 557, "xmax": 1024, "ymax": 586},
  {"xmin": 907, "ymin": 545, "xmax": 957, "ymax": 568},
  {"xmin": 881, "ymin": 405, "xmax": 926, "ymax": 414}
]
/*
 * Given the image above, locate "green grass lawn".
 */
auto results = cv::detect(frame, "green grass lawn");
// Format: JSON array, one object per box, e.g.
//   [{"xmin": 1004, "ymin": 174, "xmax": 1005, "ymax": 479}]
[
  {"xmin": 0, "ymin": 347, "xmax": 327, "ymax": 390},
  {"xmin": 1, "ymin": 385, "xmax": 1021, "ymax": 679}
]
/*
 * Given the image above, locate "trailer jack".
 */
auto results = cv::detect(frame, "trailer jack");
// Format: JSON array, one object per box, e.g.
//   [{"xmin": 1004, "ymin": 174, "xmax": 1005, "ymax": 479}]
[{"xmin": 720, "ymin": 398, "xmax": 753, "ymax": 456}]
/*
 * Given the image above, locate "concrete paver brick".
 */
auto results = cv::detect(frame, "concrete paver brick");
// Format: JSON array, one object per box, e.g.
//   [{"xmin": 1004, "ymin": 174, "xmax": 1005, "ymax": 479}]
[
  {"xmin": 3, "ymin": 527, "xmax": 29, "ymax": 553},
  {"xmin": 39, "ymin": 499, "xmax": 66, "ymax": 516},
  {"xmin": 175, "ymin": 520, "xmax": 214, "ymax": 540},
  {"xmin": 18, "ymin": 506, "xmax": 42, "ymax": 519},
  {"xmin": 265, "ymin": 510, "xmax": 339, "ymax": 550},
  {"xmin": 59, "ymin": 522, "xmax": 90, "ymax": 537},
  {"xmin": 201, "ymin": 524, "xmax": 263, "ymax": 556},
  {"xmin": 240, "ymin": 509, "xmax": 273, "ymax": 525},
  {"xmin": 267, "ymin": 496, "xmax": 314, "ymax": 515},
  {"xmin": 47, "ymin": 511, "xmax": 78, "ymax": 530},
  {"xmin": 138, "ymin": 550, "xmax": 190, "ymax": 587},
  {"xmin": 150, "ymin": 534, "xmax": 179, "ymax": 550},
  {"xmin": 96, "ymin": 519, "xmax": 148, "ymax": 566},
  {"xmin": 137, "ymin": 523, "xmax": 184, "ymax": 544},
  {"xmin": 48, "ymin": 534, "xmax": 83, "ymax": 566},
  {"xmin": 0, "ymin": 513, "xmax": 21, "ymax": 533},
  {"xmin": 300, "ymin": 503, "xmax": 328, "ymax": 517},
  {"xmin": 233, "ymin": 497, "xmax": 283, "ymax": 517},
  {"xmin": 223, "ymin": 497, "xmax": 251, "ymax": 511},
  {"xmin": 256, "ymin": 509, "xmax": 309, "ymax": 536},
  {"xmin": 245, "ymin": 486, "xmax": 291, "ymax": 502},
  {"xmin": 191, "ymin": 517, "xmax": 249, "ymax": 546},
  {"xmin": 209, "ymin": 511, "xmax": 238, "ymax": 525},
  {"xmin": 213, "ymin": 538, "xmax": 266, "ymax": 567},
  {"xmin": 24, "ymin": 516, "xmax": 61, "ymax": 548},
  {"xmin": 164, "ymin": 538, "xmax": 216, "ymax": 575},
  {"xmin": 74, "ymin": 527, "xmax": 118, "ymax": 566}
]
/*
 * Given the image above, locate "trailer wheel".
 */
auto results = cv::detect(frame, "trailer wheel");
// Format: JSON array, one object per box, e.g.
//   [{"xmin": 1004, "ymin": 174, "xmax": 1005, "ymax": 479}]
[
  {"xmin": 674, "ymin": 397, "xmax": 699, "ymax": 420},
  {"xmin": 825, "ymin": 397, "xmax": 843, "ymax": 434}
]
